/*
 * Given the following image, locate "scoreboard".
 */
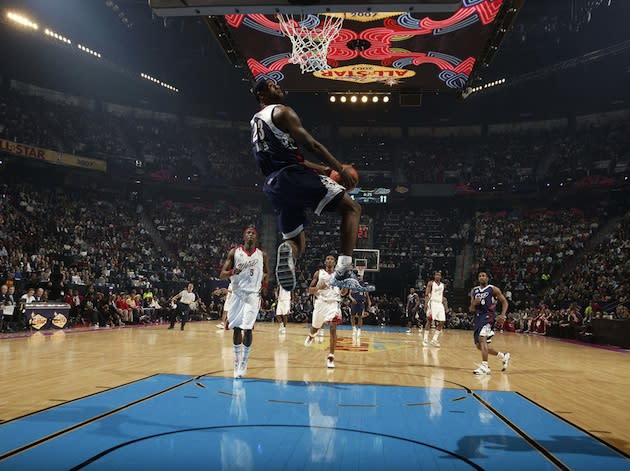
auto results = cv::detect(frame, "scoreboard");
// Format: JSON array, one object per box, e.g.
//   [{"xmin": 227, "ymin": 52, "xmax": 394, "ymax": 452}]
[{"xmin": 348, "ymin": 188, "xmax": 390, "ymax": 204}]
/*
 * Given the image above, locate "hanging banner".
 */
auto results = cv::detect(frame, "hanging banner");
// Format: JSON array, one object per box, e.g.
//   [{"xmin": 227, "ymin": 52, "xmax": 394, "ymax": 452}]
[{"xmin": 0, "ymin": 138, "xmax": 107, "ymax": 172}]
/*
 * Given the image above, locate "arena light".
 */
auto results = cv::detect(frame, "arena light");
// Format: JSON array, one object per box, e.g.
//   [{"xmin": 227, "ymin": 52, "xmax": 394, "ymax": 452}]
[
  {"xmin": 44, "ymin": 28, "xmax": 71, "ymax": 44},
  {"xmin": 329, "ymin": 96, "xmax": 336, "ymax": 103},
  {"xmin": 361, "ymin": 96, "xmax": 368, "ymax": 103},
  {"xmin": 340, "ymin": 96, "xmax": 347, "ymax": 103},
  {"xmin": 350, "ymin": 96, "xmax": 358, "ymax": 103},
  {"xmin": 7, "ymin": 11, "xmax": 38, "ymax": 30},
  {"xmin": 383, "ymin": 96, "xmax": 389, "ymax": 103},
  {"xmin": 77, "ymin": 44, "xmax": 101, "ymax": 58},
  {"xmin": 372, "ymin": 96, "xmax": 379, "ymax": 103},
  {"xmin": 140, "ymin": 72, "xmax": 179, "ymax": 92}
]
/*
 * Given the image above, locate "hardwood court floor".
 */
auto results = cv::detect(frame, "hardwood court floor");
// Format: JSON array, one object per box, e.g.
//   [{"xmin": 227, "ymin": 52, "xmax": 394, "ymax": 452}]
[{"xmin": 0, "ymin": 323, "xmax": 628, "ymax": 453}]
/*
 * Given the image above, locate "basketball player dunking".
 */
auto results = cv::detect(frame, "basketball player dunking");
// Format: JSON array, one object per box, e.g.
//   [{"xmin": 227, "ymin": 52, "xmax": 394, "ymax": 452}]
[
  {"xmin": 305, "ymin": 255, "xmax": 348, "ymax": 369},
  {"xmin": 470, "ymin": 272, "xmax": 511, "ymax": 375},
  {"xmin": 220, "ymin": 227, "xmax": 269, "ymax": 378},
  {"xmin": 423, "ymin": 271, "xmax": 447, "ymax": 347},
  {"xmin": 251, "ymin": 80, "xmax": 374, "ymax": 294}
]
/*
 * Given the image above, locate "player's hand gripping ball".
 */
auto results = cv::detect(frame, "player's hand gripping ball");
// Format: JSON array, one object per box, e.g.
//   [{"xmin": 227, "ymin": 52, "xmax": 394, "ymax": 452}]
[{"xmin": 329, "ymin": 165, "xmax": 359, "ymax": 191}]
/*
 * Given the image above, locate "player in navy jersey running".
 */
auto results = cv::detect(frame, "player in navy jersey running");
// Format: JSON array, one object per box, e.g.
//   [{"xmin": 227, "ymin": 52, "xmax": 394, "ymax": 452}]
[
  {"xmin": 251, "ymin": 79, "xmax": 374, "ymax": 294},
  {"xmin": 470, "ymin": 272, "xmax": 511, "ymax": 375},
  {"xmin": 349, "ymin": 281, "xmax": 371, "ymax": 338}
]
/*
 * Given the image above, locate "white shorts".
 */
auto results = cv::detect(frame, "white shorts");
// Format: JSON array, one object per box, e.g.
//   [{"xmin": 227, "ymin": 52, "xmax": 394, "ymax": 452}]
[
  {"xmin": 276, "ymin": 301, "xmax": 290, "ymax": 316},
  {"xmin": 430, "ymin": 301, "xmax": 445, "ymax": 322},
  {"xmin": 224, "ymin": 291, "xmax": 234, "ymax": 312},
  {"xmin": 312, "ymin": 300, "xmax": 341, "ymax": 329},
  {"xmin": 227, "ymin": 292, "xmax": 260, "ymax": 330}
]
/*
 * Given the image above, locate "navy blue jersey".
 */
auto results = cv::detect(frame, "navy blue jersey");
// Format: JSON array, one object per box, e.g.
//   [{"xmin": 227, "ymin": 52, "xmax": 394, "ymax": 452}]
[
  {"xmin": 471, "ymin": 285, "xmax": 496, "ymax": 325},
  {"xmin": 406, "ymin": 293, "xmax": 419, "ymax": 312},
  {"xmin": 352, "ymin": 291, "xmax": 366, "ymax": 305},
  {"xmin": 251, "ymin": 104, "xmax": 303, "ymax": 176}
]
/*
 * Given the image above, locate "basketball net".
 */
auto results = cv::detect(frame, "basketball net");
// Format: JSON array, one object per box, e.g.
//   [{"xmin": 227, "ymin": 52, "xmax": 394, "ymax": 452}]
[{"xmin": 277, "ymin": 13, "xmax": 344, "ymax": 73}]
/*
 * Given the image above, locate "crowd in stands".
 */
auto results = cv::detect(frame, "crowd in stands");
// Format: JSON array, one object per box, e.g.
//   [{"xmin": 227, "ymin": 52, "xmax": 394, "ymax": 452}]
[{"xmin": 2, "ymin": 86, "xmax": 629, "ymax": 191}]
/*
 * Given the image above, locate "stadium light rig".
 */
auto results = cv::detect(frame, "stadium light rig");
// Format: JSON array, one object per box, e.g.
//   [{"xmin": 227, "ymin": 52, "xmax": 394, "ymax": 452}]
[
  {"xmin": 6, "ymin": 11, "xmax": 38, "ymax": 30},
  {"xmin": 464, "ymin": 78, "xmax": 507, "ymax": 98},
  {"xmin": 44, "ymin": 28, "xmax": 71, "ymax": 44},
  {"xmin": 140, "ymin": 73, "xmax": 179, "ymax": 92},
  {"xmin": 329, "ymin": 93, "xmax": 391, "ymax": 104},
  {"xmin": 77, "ymin": 44, "xmax": 101, "ymax": 58}
]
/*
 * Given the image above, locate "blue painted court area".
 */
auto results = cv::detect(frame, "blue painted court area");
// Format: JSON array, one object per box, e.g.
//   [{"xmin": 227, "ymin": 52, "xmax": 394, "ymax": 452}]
[{"xmin": 0, "ymin": 375, "xmax": 627, "ymax": 470}]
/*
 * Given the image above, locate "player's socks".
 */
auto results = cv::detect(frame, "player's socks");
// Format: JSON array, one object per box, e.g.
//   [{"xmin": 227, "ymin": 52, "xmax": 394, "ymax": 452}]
[{"xmin": 233, "ymin": 344, "xmax": 242, "ymax": 377}]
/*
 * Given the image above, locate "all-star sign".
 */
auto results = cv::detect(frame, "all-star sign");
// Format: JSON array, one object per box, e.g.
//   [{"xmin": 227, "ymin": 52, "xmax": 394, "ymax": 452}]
[
  {"xmin": 324, "ymin": 12, "xmax": 403, "ymax": 22},
  {"xmin": 314, "ymin": 64, "xmax": 416, "ymax": 84}
]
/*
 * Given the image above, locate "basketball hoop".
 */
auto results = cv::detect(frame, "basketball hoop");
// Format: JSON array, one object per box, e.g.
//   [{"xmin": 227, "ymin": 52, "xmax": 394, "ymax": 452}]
[{"xmin": 277, "ymin": 13, "xmax": 344, "ymax": 74}]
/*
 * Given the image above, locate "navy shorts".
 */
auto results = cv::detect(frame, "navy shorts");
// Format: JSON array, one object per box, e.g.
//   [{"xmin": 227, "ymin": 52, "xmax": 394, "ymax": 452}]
[
  {"xmin": 263, "ymin": 165, "xmax": 345, "ymax": 239},
  {"xmin": 351, "ymin": 303, "xmax": 365, "ymax": 316},
  {"xmin": 473, "ymin": 316, "xmax": 495, "ymax": 344}
]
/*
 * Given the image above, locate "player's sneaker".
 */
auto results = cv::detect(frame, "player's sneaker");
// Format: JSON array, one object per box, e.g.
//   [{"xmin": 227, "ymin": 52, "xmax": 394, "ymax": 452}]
[
  {"xmin": 430, "ymin": 339, "xmax": 441, "ymax": 348},
  {"xmin": 216, "ymin": 322, "xmax": 225, "ymax": 329},
  {"xmin": 279, "ymin": 326, "xmax": 286, "ymax": 334},
  {"xmin": 327, "ymin": 354, "xmax": 335, "ymax": 369},
  {"xmin": 405, "ymin": 328, "xmax": 412, "ymax": 334},
  {"xmin": 329, "ymin": 271, "xmax": 375, "ymax": 292},
  {"xmin": 275, "ymin": 241, "xmax": 296, "ymax": 292},
  {"xmin": 501, "ymin": 352, "xmax": 511, "ymax": 371},
  {"xmin": 422, "ymin": 339, "xmax": 430, "ymax": 347},
  {"xmin": 304, "ymin": 334, "xmax": 315, "ymax": 347},
  {"xmin": 473, "ymin": 364, "xmax": 491, "ymax": 375}
]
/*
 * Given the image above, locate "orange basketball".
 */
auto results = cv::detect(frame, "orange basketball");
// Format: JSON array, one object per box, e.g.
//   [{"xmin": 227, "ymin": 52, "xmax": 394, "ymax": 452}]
[{"xmin": 329, "ymin": 165, "xmax": 359, "ymax": 191}]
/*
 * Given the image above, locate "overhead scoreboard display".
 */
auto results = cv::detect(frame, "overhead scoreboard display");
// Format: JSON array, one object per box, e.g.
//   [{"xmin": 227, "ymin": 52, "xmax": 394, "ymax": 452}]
[
  {"xmin": 349, "ymin": 187, "xmax": 390, "ymax": 204},
  {"xmin": 150, "ymin": 0, "xmax": 525, "ymax": 93}
]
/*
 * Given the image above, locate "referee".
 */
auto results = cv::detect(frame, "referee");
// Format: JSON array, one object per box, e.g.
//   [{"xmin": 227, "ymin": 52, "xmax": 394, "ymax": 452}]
[{"xmin": 168, "ymin": 283, "xmax": 196, "ymax": 331}]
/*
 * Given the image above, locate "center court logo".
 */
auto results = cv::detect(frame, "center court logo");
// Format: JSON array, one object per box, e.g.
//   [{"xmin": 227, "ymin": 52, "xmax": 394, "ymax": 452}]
[{"xmin": 296, "ymin": 334, "xmax": 407, "ymax": 352}]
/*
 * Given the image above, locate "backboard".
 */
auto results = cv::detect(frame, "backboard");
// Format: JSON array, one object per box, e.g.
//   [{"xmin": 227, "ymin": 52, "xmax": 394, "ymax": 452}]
[{"xmin": 150, "ymin": 0, "xmax": 524, "ymax": 93}]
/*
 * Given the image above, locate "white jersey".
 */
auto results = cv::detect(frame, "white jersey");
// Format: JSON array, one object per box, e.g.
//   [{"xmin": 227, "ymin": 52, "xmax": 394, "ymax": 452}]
[
  {"xmin": 314, "ymin": 269, "xmax": 341, "ymax": 303},
  {"xmin": 277, "ymin": 286, "xmax": 291, "ymax": 304},
  {"xmin": 231, "ymin": 246, "xmax": 264, "ymax": 294},
  {"xmin": 429, "ymin": 281, "xmax": 445, "ymax": 303}
]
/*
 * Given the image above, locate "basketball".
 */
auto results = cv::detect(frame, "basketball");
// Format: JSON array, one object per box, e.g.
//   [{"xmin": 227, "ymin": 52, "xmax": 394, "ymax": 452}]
[{"xmin": 329, "ymin": 165, "xmax": 359, "ymax": 191}]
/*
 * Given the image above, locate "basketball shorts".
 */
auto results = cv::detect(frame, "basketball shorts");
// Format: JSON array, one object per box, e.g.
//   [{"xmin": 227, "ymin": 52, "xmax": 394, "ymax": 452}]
[
  {"xmin": 350, "ymin": 303, "xmax": 365, "ymax": 317},
  {"xmin": 276, "ymin": 300, "xmax": 290, "ymax": 316},
  {"xmin": 227, "ymin": 291, "xmax": 260, "ymax": 330},
  {"xmin": 263, "ymin": 164, "xmax": 345, "ymax": 240},
  {"xmin": 312, "ymin": 300, "xmax": 341, "ymax": 329},
  {"xmin": 473, "ymin": 323, "xmax": 495, "ymax": 345},
  {"xmin": 224, "ymin": 291, "xmax": 234, "ymax": 312},
  {"xmin": 430, "ymin": 301, "xmax": 445, "ymax": 322}
]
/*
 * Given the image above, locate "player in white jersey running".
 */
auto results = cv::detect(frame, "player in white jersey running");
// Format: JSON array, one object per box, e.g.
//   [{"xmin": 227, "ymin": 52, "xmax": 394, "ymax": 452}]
[
  {"xmin": 423, "ymin": 271, "xmax": 447, "ymax": 347},
  {"xmin": 220, "ymin": 227, "xmax": 269, "ymax": 378},
  {"xmin": 275, "ymin": 285, "xmax": 291, "ymax": 334},
  {"xmin": 251, "ymin": 79, "xmax": 374, "ymax": 294},
  {"xmin": 304, "ymin": 255, "xmax": 347, "ymax": 368}
]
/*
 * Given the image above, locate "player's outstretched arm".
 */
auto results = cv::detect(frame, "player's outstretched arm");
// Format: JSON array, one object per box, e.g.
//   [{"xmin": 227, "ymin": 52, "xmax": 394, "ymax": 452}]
[
  {"xmin": 219, "ymin": 248, "xmax": 238, "ymax": 280},
  {"xmin": 307, "ymin": 270, "xmax": 321, "ymax": 296},
  {"xmin": 274, "ymin": 105, "xmax": 357, "ymax": 189},
  {"xmin": 493, "ymin": 286, "xmax": 509, "ymax": 317}
]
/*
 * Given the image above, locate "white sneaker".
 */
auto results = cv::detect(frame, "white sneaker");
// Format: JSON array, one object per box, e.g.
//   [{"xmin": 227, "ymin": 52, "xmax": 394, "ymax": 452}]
[
  {"xmin": 329, "ymin": 271, "xmax": 375, "ymax": 292},
  {"xmin": 276, "ymin": 242, "xmax": 296, "ymax": 291},
  {"xmin": 327, "ymin": 355, "xmax": 335, "ymax": 369},
  {"xmin": 422, "ymin": 338, "xmax": 429, "ymax": 346},
  {"xmin": 304, "ymin": 334, "xmax": 315, "ymax": 347},
  {"xmin": 473, "ymin": 364, "xmax": 491, "ymax": 375},
  {"xmin": 430, "ymin": 339, "xmax": 440, "ymax": 348},
  {"xmin": 217, "ymin": 322, "xmax": 225, "ymax": 329},
  {"xmin": 279, "ymin": 326, "xmax": 286, "ymax": 334},
  {"xmin": 405, "ymin": 329, "xmax": 412, "ymax": 334},
  {"xmin": 501, "ymin": 352, "xmax": 511, "ymax": 371},
  {"xmin": 239, "ymin": 361, "xmax": 248, "ymax": 377}
]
